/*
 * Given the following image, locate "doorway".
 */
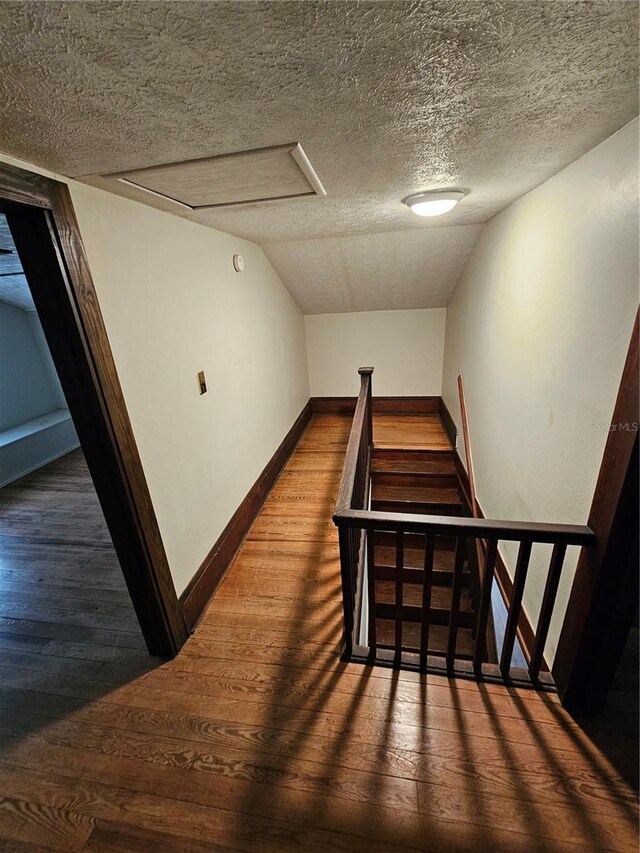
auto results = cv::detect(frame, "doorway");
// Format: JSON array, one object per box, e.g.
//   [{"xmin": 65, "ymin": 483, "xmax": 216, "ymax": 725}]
[
  {"xmin": 0, "ymin": 163, "xmax": 187, "ymax": 657},
  {"xmin": 0, "ymin": 212, "xmax": 150, "ymax": 662}
]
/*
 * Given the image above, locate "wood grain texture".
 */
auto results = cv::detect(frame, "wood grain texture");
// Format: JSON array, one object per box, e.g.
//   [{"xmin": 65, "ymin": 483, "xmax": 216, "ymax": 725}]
[
  {"xmin": 0, "ymin": 163, "xmax": 51, "ymax": 209},
  {"xmin": 179, "ymin": 401, "xmax": 312, "ymax": 631},
  {"xmin": 0, "ymin": 415, "xmax": 636, "ymax": 851}
]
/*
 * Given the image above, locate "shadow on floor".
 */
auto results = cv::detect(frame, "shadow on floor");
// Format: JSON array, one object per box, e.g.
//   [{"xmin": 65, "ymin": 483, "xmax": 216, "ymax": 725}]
[{"xmin": 0, "ymin": 449, "xmax": 161, "ymax": 753}]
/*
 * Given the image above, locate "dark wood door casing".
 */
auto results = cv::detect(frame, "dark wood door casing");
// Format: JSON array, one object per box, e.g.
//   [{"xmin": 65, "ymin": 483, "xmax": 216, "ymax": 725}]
[
  {"xmin": 0, "ymin": 162, "xmax": 188, "ymax": 657},
  {"xmin": 554, "ymin": 311, "xmax": 639, "ymax": 711}
]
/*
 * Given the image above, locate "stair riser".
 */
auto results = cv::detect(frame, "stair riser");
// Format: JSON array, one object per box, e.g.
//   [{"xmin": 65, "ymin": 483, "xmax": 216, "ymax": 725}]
[
  {"xmin": 372, "ymin": 459, "xmax": 457, "ymax": 475},
  {"xmin": 374, "ymin": 565, "xmax": 466, "ymax": 588},
  {"xmin": 372, "ymin": 448, "xmax": 455, "ymax": 460},
  {"xmin": 373, "ymin": 532, "xmax": 457, "ymax": 551},
  {"xmin": 375, "ymin": 604, "xmax": 475, "ymax": 629},
  {"xmin": 372, "ymin": 472, "xmax": 459, "ymax": 489},
  {"xmin": 371, "ymin": 501, "xmax": 463, "ymax": 517},
  {"xmin": 373, "ymin": 546, "xmax": 456, "ymax": 572}
]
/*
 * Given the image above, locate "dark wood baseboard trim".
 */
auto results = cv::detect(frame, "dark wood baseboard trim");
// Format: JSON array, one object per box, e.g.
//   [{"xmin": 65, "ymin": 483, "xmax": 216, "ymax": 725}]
[
  {"xmin": 455, "ymin": 450, "xmax": 471, "ymax": 508},
  {"xmin": 311, "ymin": 396, "xmax": 440, "ymax": 415},
  {"xmin": 439, "ymin": 398, "xmax": 458, "ymax": 448},
  {"xmin": 180, "ymin": 400, "xmax": 313, "ymax": 631},
  {"xmin": 455, "ymin": 450, "xmax": 538, "ymax": 666}
]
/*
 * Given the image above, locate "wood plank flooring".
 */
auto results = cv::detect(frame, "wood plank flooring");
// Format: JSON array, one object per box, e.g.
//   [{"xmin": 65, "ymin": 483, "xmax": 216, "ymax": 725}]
[
  {"xmin": 373, "ymin": 415, "xmax": 451, "ymax": 450},
  {"xmin": 0, "ymin": 417, "xmax": 637, "ymax": 851}
]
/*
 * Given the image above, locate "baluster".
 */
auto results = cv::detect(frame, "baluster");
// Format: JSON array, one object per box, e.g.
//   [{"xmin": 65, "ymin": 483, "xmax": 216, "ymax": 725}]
[
  {"xmin": 394, "ymin": 529, "xmax": 404, "ymax": 666},
  {"xmin": 500, "ymin": 540, "xmax": 533, "ymax": 679},
  {"xmin": 349, "ymin": 529, "xmax": 356, "ymax": 596},
  {"xmin": 529, "ymin": 543, "xmax": 567, "ymax": 682},
  {"xmin": 366, "ymin": 528, "xmax": 377, "ymax": 658},
  {"xmin": 446, "ymin": 538, "xmax": 467, "ymax": 673},
  {"xmin": 420, "ymin": 535, "xmax": 435, "ymax": 672},
  {"xmin": 473, "ymin": 538, "xmax": 498, "ymax": 677},
  {"xmin": 338, "ymin": 526, "xmax": 354, "ymax": 659}
]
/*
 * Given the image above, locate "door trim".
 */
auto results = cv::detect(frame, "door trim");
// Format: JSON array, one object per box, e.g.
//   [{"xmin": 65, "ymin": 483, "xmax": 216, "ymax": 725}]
[
  {"xmin": 554, "ymin": 310, "xmax": 639, "ymax": 711},
  {"xmin": 0, "ymin": 161, "xmax": 188, "ymax": 656}
]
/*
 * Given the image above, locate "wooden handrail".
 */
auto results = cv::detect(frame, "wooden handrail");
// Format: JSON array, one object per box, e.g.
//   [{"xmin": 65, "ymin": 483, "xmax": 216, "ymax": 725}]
[
  {"xmin": 334, "ymin": 367, "xmax": 373, "ymax": 660},
  {"xmin": 334, "ymin": 367, "xmax": 373, "ymax": 514},
  {"xmin": 457, "ymin": 374, "xmax": 479, "ymax": 518},
  {"xmin": 334, "ymin": 508, "xmax": 595, "ymax": 545},
  {"xmin": 457, "ymin": 373, "xmax": 487, "ymax": 639}
]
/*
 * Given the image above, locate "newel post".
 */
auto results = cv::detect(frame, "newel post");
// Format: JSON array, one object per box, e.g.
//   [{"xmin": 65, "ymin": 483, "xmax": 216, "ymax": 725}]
[{"xmin": 358, "ymin": 367, "xmax": 374, "ymax": 447}]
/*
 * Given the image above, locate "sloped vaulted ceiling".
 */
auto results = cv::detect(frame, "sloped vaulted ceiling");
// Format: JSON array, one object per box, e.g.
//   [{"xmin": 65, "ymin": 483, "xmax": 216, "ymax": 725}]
[{"xmin": 0, "ymin": 1, "xmax": 637, "ymax": 313}]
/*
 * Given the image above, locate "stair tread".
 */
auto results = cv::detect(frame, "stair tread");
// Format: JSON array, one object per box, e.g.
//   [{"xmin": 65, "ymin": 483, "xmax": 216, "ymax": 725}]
[
  {"xmin": 375, "ymin": 581, "xmax": 473, "ymax": 612},
  {"xmin": 372, "ymin": 484, "xmax": 462, "ymax": 504},
  {"xmin": 372, "ymin": 451, "xmax": 456, "ymax": 475}
]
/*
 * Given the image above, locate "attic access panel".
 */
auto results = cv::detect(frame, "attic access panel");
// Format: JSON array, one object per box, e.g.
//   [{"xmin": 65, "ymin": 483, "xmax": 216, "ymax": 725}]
[{"xmin": 111, "ymin": 143, "xmax": 325, "ymax": 210}]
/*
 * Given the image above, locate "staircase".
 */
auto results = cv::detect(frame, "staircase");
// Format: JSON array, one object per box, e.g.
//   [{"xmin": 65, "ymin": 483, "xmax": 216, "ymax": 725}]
[
  {"xmin": 370, "ymin": 447, "xmax": 477, "ymax": 659},
  {"xmin": 335, "ymin": 366, "xmax": 595, "ymax": 687}
]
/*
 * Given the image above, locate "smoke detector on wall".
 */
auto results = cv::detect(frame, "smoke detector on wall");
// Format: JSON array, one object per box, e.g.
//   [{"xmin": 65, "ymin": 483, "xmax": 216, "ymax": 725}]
[{"xmin": 233, "ymin": 254, "xmax": 245, "ymax": 272}]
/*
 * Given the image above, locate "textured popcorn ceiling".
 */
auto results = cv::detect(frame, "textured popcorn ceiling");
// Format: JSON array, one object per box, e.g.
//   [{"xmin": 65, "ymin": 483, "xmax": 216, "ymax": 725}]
[
  {"xmin": 0, "ymin": 1, "xmax": 637, "ymax": 312},
  {"xmin": 263, "ymin": 225, "xmax": 482, "ymax": 314}
]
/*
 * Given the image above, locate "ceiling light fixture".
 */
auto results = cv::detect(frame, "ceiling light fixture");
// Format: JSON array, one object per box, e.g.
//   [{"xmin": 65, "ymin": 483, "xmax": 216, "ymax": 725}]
[{"xmin": 403, "ymin": 190, "xmax": 465, "ymax": 217}]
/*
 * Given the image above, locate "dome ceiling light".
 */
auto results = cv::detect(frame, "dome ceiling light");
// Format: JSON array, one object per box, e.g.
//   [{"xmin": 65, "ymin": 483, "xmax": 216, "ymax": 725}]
[{"xmin": 403, "ymin": 190, "xmax": 466, "ymax": 217}]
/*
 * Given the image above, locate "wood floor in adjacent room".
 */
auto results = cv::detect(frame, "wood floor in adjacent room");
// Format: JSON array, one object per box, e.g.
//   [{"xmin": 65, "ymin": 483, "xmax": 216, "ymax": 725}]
[{"xmin": 0, "ymin": 416, "xmax": 637, "ymax": 851}]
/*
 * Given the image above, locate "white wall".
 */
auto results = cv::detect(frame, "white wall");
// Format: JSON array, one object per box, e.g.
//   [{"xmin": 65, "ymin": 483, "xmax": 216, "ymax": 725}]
[
  {"xmin": 305, "ymin": 308, "xmax": 446, "ymax": 397},
  {"xmin": 0, "ymin": 301, "xmax": 78, "ymax": 485},
  {"xmin": 26, "ymin": 311, "xmax": 69, "ymax": 409},
  {"xmin": 0, "ymin": 301, "xmax": 62, "ymax": 431},
  {"xmin": 442, "ymin": 119, "xmax": 639, "ymax": 664},
  {"xmin": 0, "ymin": 153, "xmax": 310, "ymax": 596},
  {"xmin": 68, "ymin": 183, "xmax": 310, "ymax": 595}
]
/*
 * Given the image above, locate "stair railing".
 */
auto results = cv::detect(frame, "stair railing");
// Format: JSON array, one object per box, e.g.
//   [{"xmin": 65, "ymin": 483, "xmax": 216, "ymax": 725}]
[
  {"xmin": 333, "ymin": 367, "xmax": 596, "ymax": 689},
  {"xmin": 457, "ymin": 375, "xmax": 482, "ymax": 601},
  {"xmin": 334, "ymin": 367, "xmax": 373, "ymax": 659}
]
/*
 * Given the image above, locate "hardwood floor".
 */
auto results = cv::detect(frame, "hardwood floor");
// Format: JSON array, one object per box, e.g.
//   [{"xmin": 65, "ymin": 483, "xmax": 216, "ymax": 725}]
[
  {"xmin": 0, "ymin": 418, "xmax": 637, "ymax": 851},
  {"xmin": 0, "ymin": 449, "xmax": 147, "ymax": 649}
]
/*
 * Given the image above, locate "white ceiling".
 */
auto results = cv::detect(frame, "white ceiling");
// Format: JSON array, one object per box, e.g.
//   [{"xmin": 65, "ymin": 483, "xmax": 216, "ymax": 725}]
[
  {"xmin": 0, "ymin": 2, "xmax": 637, "ymax": 313},
  {"xmin": 263, "ymin": 224, "xmax": 482, "ymax": 314}
]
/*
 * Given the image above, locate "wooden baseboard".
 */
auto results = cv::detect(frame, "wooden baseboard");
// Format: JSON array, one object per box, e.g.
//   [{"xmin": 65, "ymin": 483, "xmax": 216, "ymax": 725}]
[
  {"xmin": 311, "ymin": 396, "xmax": 440, "ymax": 415},
  {"xmin": 439, "ymin": 398, "xmax": 458, "ymax": 448},
  {"xmin": 180, "ymin": 400, "xmax": 313, "ymax": 631},
  {"xmin": 454, "ymin": 449, "xmax": 471, "ymax": 507},
  {"xmin": 454, "ymin": 450, "xmax": 538, "ymax": 667}
]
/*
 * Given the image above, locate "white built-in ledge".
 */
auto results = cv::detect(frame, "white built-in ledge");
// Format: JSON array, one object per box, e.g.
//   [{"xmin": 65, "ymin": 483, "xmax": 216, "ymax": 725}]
[
  {"xmin": 0, "ymin": 408, "xmax": 80, "ymax": 486},
  {"xmin": 0, "ymin": 408, "xmax": 73, "ymax": 447}
]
